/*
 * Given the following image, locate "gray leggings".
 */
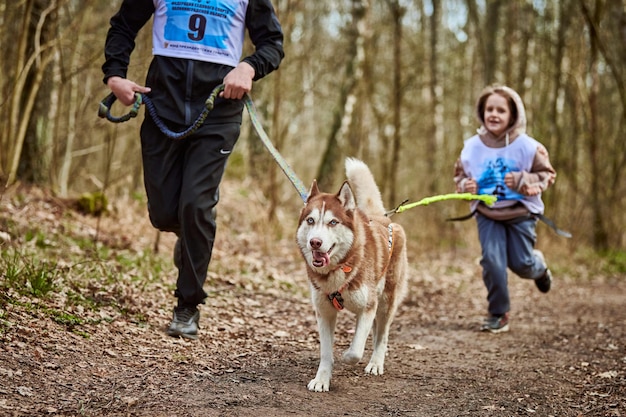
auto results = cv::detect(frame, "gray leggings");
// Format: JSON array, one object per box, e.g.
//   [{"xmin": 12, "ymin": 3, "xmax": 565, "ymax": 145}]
[{"xmin": 476, "ymin": 214, "xmax": 547, "ymax": 316}]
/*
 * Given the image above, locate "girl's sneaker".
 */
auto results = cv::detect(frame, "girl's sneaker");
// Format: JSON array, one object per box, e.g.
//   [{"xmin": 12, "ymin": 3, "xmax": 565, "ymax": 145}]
[
  {"xmin": 533, "ymin": 249, "xmax": 552, "ymax": 293},
  {"xmin": 534, "ymin": 268, "xmax": 552, "ymax": 293},
  {"xmin": 481, "ymin": 313, "xmax": 510, "ymax": 333}
]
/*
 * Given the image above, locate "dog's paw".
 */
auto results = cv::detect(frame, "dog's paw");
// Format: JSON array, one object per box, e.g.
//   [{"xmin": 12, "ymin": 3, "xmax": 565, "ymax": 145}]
[
  {"xmin": 365, "ymin": 361, "xmax": 384, "ymax": 375},
  {"xmin": 342, "ymin": 350, "xmax": 362, "ymax": 365},
  {"xmin": 307, "ymin": 377, "xmax": 330, "ymax": 392}
]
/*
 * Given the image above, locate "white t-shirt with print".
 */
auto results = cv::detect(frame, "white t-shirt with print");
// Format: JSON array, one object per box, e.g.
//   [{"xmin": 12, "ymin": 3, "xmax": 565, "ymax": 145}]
[{"xmin": 460, "ymin": 133, "xmax": 544, "ymax": 214}]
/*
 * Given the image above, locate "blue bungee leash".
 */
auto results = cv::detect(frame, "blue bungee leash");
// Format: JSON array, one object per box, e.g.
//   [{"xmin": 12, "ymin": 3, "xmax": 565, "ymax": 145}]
[{"xmin": 98, "ymin": 84, "xmax": 309, "ymax": 202}]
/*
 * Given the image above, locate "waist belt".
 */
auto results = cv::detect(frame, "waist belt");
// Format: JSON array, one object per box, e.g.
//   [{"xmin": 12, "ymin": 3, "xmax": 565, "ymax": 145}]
[{"xmin": 447, "ymin": 210, "xmax": 572, "ymax": 238}]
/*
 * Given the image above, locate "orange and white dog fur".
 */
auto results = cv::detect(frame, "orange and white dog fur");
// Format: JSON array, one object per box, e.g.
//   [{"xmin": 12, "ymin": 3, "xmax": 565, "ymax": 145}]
[{"xmin": 296, "ymin": 158, "xmax": 408, "ymax": 392}]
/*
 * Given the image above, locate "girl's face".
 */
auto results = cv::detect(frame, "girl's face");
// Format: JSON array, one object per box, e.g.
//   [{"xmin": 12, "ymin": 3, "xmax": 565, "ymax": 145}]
[{"xmin": 483, "ymin": 93, "xmax": 512, "ymax": 137}]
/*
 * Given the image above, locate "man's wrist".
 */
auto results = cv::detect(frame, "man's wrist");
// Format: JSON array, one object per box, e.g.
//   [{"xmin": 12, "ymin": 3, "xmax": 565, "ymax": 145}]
[{"xmin": 240, "ymin": 60, "xmax": 257, "ymax": 79}]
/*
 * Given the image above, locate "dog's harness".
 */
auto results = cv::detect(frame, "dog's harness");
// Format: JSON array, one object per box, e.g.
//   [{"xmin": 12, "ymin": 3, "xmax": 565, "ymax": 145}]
[{"xmin": 328, "ymin": 224, "xmax": 395, "ymax": 311}]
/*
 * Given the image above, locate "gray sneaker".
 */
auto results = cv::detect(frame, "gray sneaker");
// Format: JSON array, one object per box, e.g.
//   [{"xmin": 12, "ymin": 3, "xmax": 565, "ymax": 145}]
[
  {"xmin": 481, "ymin": 313, "xmax": 510, "ymax": 333},
  {"xmin": 167, "ymin": 306, "xmax": 199, "ymax": 340}
]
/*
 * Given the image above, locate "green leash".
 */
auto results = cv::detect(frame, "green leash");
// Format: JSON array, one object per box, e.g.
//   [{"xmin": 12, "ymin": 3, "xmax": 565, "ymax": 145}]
[
  {"xmin": 386, "ymin": 193, "xmax": 497, "ymax": 217},
  {"xmin": 387, "ymin": 193, "xmax": 571, "ymax": 237},
  {"xmin": 241, "ymin": 94, "xmax": 308, "ymax": 202}
]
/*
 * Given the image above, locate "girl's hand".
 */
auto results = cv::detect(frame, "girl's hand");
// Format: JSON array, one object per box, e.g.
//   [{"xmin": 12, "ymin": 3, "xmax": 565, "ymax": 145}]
[
  {"xmin": 464, "ymin": 178, "xmax": 478, "ymax": 194},
  {"xmin": 504, "ymin": 173, "xmax": 516, "ymax": 190}
]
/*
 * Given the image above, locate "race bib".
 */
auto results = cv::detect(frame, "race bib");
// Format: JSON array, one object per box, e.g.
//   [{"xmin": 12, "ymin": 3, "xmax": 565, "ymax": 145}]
[{"xmin": 153, "ymin": 0, "xmax": 247, "ymax": 66}]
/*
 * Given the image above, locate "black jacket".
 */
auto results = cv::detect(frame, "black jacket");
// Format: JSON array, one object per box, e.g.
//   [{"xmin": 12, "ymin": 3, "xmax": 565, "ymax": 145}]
[{"xmin": 102, "ymin": 0, "xmax": 284, "ymax": 125}]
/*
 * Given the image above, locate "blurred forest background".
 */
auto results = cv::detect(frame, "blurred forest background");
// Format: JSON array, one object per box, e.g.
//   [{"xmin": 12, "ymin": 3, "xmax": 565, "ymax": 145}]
[{"xmin": 0, "ymin": 0, "xmax": 625, "ymax": 253}]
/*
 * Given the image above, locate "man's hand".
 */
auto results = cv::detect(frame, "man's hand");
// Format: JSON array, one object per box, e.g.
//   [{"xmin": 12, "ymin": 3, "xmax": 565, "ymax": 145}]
[
  {"xmin": 107, "ymin": 76, "xmax": 151, "ymax": 106},
  {"xmin": 221, "ymin": 62, "xmax": 255, "ymax": 100}
]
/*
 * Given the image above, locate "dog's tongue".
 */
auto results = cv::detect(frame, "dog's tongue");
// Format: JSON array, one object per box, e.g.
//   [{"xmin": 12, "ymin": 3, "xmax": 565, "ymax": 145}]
[{"xmin": 312, "ymin": 250, "xmax": 330, "ymax": 267}]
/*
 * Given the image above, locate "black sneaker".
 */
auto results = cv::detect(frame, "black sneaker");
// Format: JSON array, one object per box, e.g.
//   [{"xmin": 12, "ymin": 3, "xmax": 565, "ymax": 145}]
[
  {"xmin": 533, "ymin": 250, "xmax": 552, "ymax": 293},
  {"xmin": 535, "ymin": 269, "xmax": 552, "ymax": 293},
  {"xmin": 481, "ymin": 313, "xmax": 510, "ymax": 333},
  {"xmin": 167, "ymin": 306, "xmax": 199, "ymax": 340}
]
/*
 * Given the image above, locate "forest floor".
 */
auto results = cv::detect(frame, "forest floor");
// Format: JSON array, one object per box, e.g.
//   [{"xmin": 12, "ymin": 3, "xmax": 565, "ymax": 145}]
[{"xmin": 0, "ymin": 181, "xmax": 624, "ymax": 417}]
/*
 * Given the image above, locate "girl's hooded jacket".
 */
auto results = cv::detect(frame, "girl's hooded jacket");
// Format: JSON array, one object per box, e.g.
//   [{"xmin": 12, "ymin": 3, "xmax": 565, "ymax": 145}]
[
  {"xmin": 453, "ymin": 86, "xmax": 556, "ymax": 218},
  {"xmin": 102, "ymin": 0, "xmax": 284, "ymax": 125}
]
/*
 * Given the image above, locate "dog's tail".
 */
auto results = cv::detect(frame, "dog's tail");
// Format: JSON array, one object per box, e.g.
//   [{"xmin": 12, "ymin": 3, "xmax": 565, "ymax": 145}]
[{"xmin": 345, "ymin": 157, "xmax": 386, "ymax": 216}]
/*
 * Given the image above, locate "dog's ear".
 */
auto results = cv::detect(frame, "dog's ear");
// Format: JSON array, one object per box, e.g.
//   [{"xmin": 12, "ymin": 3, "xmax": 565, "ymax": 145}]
[
  {"xmin": 337, "ymin": 181, "xmax": 356, "ymax": 210},
  {"xmin": 307, "ymin": 180, "xmax": 320, "ymax": 201}
]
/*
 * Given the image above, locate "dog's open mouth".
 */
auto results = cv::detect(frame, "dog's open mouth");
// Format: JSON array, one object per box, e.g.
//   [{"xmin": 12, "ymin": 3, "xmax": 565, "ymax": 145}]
[{"xmin": 311, "ymin": 245, "xmax": 333, "ymax": 268}]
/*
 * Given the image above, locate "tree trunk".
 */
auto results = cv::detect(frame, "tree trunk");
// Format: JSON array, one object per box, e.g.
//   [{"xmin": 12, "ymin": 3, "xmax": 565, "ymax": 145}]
[
  {"xmin": 265, "ymin": 57, "xmax": 283, "ymax": 221},
  {"xmin": 583, "ymin": 0, "xmax": 608, "ymax": 250},
  {"xmin": 1, "ymin": 0, "xmax": 34, "ymax": 178},
  {"xmin": 59, "ymin": 48, "xmax": 81, "ymax": 198},
  {"xmin": 426, "ymin": 0, "xmax": 441, "ymax": 195},
  {"xmin": 545, "ymin": 0, "xmax": 574, "ymax": 210},
  {"xmin": 6, "ymin": 0, "xmax": 58, "ymax": 186},
  {"xmin": 316, "ymin": 0, "xmax": 369, "ymax": 191},
  {"xmin": 483, "ymin": 0, "xmax": 504, "ymax": 85}
]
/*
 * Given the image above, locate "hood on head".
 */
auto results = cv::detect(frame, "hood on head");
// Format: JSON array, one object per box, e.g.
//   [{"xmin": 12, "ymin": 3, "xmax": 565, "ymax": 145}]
[{"xmin": 475, "ymin": 85, "xmax": 527, "ymax": 141}]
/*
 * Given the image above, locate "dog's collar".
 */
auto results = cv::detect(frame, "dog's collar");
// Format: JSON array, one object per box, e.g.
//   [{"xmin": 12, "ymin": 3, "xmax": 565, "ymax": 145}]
[{"xmin": 326, "ymin": 265, "xmax": 352, "ymax": 310}]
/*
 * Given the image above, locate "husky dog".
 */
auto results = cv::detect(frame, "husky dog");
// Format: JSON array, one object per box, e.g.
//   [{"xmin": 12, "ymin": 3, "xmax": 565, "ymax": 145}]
[{"xmin": 296, "ymin": 158, "xmax": 408, "ymax": 392}]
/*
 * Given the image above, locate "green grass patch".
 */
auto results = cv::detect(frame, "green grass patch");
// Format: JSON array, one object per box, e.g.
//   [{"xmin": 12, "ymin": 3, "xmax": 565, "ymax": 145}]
[
  {"xmin": 600, "ymin": 250, "xmax": 626, "ymax": 275},
  {"xmin": 1, "ymin": 231, "xmax": 171, "ymax": 338},
  {"xmin": 0, "ymin": 248, "xmax": 58, "ymax": 298}
]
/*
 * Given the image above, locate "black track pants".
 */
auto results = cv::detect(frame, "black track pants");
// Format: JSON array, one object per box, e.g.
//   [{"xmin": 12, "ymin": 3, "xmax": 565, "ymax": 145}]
[{"xmin": 140, "ymin": 115, "xmax": 240, "ymax": 306}]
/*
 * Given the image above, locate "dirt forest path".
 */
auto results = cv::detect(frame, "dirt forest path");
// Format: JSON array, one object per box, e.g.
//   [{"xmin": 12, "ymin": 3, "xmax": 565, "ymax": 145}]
[
  {"xmin": 2, "ymin": 257, "xmax": 624, "ymax": 416},
  {"xmin": 1, "ymin": 184, "xmax": 625, "ymax": 416}
]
